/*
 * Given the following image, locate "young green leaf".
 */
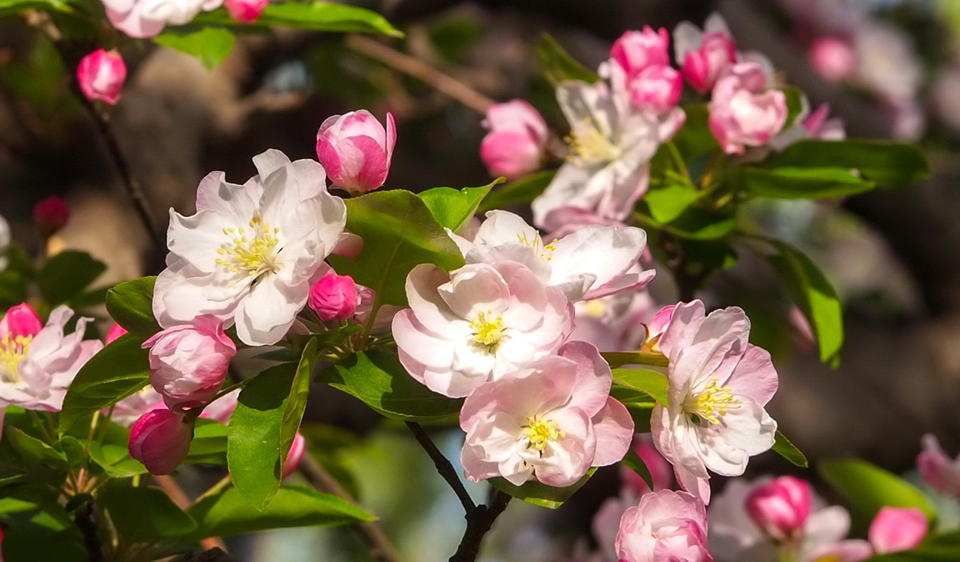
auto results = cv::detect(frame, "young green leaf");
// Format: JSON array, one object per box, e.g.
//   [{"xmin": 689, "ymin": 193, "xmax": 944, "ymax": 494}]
[
  {"xmin": 490, "ymin": 469, "xmax": 596, "ymax": 509},
  {"xmin": 819, "ymin": 458, "xmax": 935, "ymax": 524},
  {"xmin": 477, "ymin": 170, "xmax": 556, "ymax": 212},
  {"xmin": 417, "ymin": 181, "xmax": 499, "ymax": 232},
  {"xmin": 601, "ymin": 351, "xmax": 669, "ymax": 369},
  {"xmin": 621, "ymin": 448, "xmax": 654, "ymax": 490},
  {"xmin": 99, "ymin": 485, "xmax": 197, "ymax": 542},
  {"xmin": 611, "ymin": 369, "xmax": 670, "ymax": 406},
  {"xmin": 772, "ymin": 430, "xmax": 808, "ymax": 468},
  {"xmin": 105, "ymin": 276, "xmax": 160, "ymax": 335},
  {"xmin": 192, "ymin": 2, "xmax": 402, "ymax": 36},
  {"xmin": 726, "ymin": 166, "xmax": 874, "ymax": 199},
  {"xmin": 37, "ymin": 250, "xmax": 106, "ymax": 306},
  {"xmin": 536, "ymin": 33, "xmax": 599, "ymax": 86},
  {"xmin": 154, "ymin": 27, "xmax": 236, "ymax": 70},
  {"xmin": 765, "ymin": 139, "xmax": 928, "ymax": 188}
]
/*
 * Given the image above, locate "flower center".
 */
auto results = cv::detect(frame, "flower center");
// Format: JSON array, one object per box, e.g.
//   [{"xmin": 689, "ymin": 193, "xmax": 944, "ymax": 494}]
[
  {"xmin": 583, "ymin": 299, "xmax": 607, "ymax": 318},
  {"xmin": 516, "ymin": 232, "xmax": 555, "ymax": 261},
  {"xmin": 469, "ymin": 311, "xmax": 505, "ymax": 352},
  {"xmin": 0, "ymin": 334, "xmax": 31, "ymax": 382},
  {"xmin": 683, "ymin": 377, "xmax": 740, "ymax": 425},
  {"xmin": 523, "ymin": 416, "xmax": 564, "ymax": 451},
  {"xmin": 215, "ymin": 214, "xmax": 281, "ymax": 278},
  {"xmin": 565, "ymin": 118, "xmax": 621, "ymax": 165}
]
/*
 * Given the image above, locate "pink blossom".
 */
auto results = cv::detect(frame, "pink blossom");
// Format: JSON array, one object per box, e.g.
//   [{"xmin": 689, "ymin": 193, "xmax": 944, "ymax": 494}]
[
  {"xmin": 111, "ymin": 386, "xmax": 163, "ymax": 426},
  {"xmin": 0, "ymin": 303, "xmax": 42, "ymax": 340},
  {"xmin": 200, "ymin": 388, "xmax": 239, "ymax": 424},
  {"xmin": 622, "ymin": 434, "xmax": 672, "ymax": 494},
  {"xmin": 745, "ymin": 476, "xmax": 811, "ymax": 541},
  {"xmin": 460, "ymin": 342, "xmax": 633, "ymax": 486},
  {"xmin": 308, "ymin": 272, "xmax": 359, "ymax": 321},
  {"xmin": 616, "ymin": 489, "xmax": 712, "ymax": 562},
  {"xmin": 224, "ymin": 0, "xmax": 267, "ymax": 23},
  {"xmin": 76, "ymin": 50, "xmax": 126, "ymax": 105},
  {"xmin": 480, "ymin": 100, "xmax": 548, "ymax": 180},
  {"xmin": 142, "ymin": 316, "xmax": 236, "ymax": 409},
  {"xmin": 572, "ymin": 291, "xmax": 654, "ymax": 353},
  {"xmin": 708, "ymin": 62, "xmax": 787, "ymax": 154},
  {"xmin": 869, "ymin": 507, "xmax": 927, "ymax": 554},
  {"xmin": 392, "ymin": 261, "xmax": 573, "ymax": 398},
  {"xmin": 651, "ymin": 301, "xmax": 779, "ymax": 504},
  {"xmin": 644, "ymin": 303, "xmax": 676, "ymax": 351},
  {"xmin": 105, "ymin": 323, "xmax": 128, "ymax": 344},
  {"xmin": 316, "ymin": 110, "xmax": 396, "ymax": 194},
  {"xmin": 282, "ymin": 432, "xmax": 306, "ymax": 478},
  {"xmin": 809, "ymin": 37, "xmax": 856, "ymax": 83},
  {"xmin": 610, "ymin": 27, "xmax": 671, "ymax": 76},
  {"xmin": 100, "ymin": 0, "xmax": 222, "ymax": 38},
  {"xmin": 628, "ymin": 65, "xmax": 683, "ymax": 114},
  {"xmin": 33, "ymin": 196, "xmax": 71, "ymax": 236},
  {"xmin": 802, "ymin": 104, "xmax": 845, "ymax": 141},
  {"xmin": 128, "ymin": 408, "xmax": 194, "ymax": 475},
  {"xmin": 917, "ymin": 434, "xmax": 960, "ymax": 496},
  {"xmin": 673, "ymin": 14, "xmax": 737, "ymax": 94}
]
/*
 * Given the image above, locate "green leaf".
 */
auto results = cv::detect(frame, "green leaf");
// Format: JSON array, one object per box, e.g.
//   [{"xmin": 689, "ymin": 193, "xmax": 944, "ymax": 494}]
[
  {"xmin": 186, "ymin": 418, "xmax": 229, "ymax": 465},
  {"xmin": 88, "ymin": 442, "xmax": 147, "ymax": 478},
  {"xmin": 767, "ymin": 140, "xmax": 928, "ymax": 188},
  {"xmin": 636, "ymin": 205, "xmax": 737, "ymax": 240},
  {"xmin": 189, "ymin": 484, "xmax": 375, "ymax": 539},
  {"xmin": 4, "ymin": 427, "xmax": 68, "ymax": 476},
  {"xmin": 59, "ymin": 333, "xmax": 150, "ymax": 433},
  {"xmin": 192, "ymin": 2, "xmax": 402, "ymax": 36},
  {"xmin": 772, "ymin": 430, "xmax": 808, "ymax": 468},
  {"xmin": 621, "ymin": 448, "xmax": 654, "ymax": 490},
  {"xmin": 601, "ymin": 351, "xmax": 668, "ymax": 369},
  {"xmin": 782, "ymin": 86, "xmax": 804, "ymax": 129},
  {"xmin": 154, "ymin": 26, "xmax": 236, "ymax": 70},
  {"xmin": 819, "ymin": 458, "xmax": 935, "ymax": 525},
  {"xmin": 759, "ymin": 239, "xmax": 843, "ymax": 364},
  {"xmin": 417, "ymin": 181, "xmax": 498, "ymax": 232},
  {"xmin": 645, "ymin": 181, "xmax": 706, "ymax": 223},
  {"xmin": 228, "ymin": 340, "xmax": 315, "ymax": 508},
  {"xmin": 0, "ymin": 270, "xmax": 28, "ymax": 308},
  {"xmin": 327, "ymin": 189, "xmax": 464, "ymax": 306},
  {"xmin": 99, "ymin": 485, "xmax": 197, "ymax": 542},
  {"xmin": 320, "ymin": 350, "xmax": 462, "ymax": 423},
  {"xmin": 477, "ymin": 170, "xmax": 556, "ymax": 212},
  {"xmin": 490, "ymin": 469, "xmax": 596, "ymax": 509},
  {"xmin": 672, "ymin": 105, "xmax": 718, "ymax": 160},
  {"xmin": 536, "ymin": 33, "xmax": 599, "ymax": 86},
  {"xmin": 105, "ymin": 276, "xmax": 160, "ymax": 335},
  {"xmin": 727, "ymin": 166, "xmax": 874, "ymax": 199},
  {"xmin": 611, "ymin": 369, "xmax": 669, "ymax": 406},
  {"xmin": 37, "ymin": 250, "xmax": 106, "ymax": 306}
]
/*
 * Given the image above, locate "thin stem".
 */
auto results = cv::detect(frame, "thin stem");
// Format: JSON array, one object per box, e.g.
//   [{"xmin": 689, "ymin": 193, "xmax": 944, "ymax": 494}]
[
  {"xmin": 345, "ymin": 35, "xmax": 495, "ymax": 115},
  {"xmin": 298, "ymin": 455, "xmax": 402, "ymax": 562},
  {"xmin": 405, "ymin": 422, "xmax": 475, "ymax": 513}
]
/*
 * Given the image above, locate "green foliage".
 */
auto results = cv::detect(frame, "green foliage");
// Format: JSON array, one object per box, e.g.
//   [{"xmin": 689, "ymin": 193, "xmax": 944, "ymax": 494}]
[
  {"xmin": 321, "ymin": 350, "xmax": 462, "ymax": 423},
  {"xmin": 154, "ymin": 27, "xmax": 236, "ymax": 70},
  {"xmin": 490, "ymin": 469, "xmax": 596, "ymax": 509},
  {"xmin": 536, "ymin": 33, "xmax": 599, "ymax": 86},
  {"xmin": 99, "ymin": 485, "xmax": 197, "ymax": 542},
  {"xmin": 193, "ymin": 1, "xmax": 402, "ymax": 36},
  {"xmin": 188, "ymin": 484, "xmax": 375, "ymax": 539},
  {"xmin": 328, "ymin": 189, "xmax": 465, "ymax": 307},
  {"xmin": 478, "ymin": 170, "xmax": 556, "ymax": 212},
  {"xmin": 5, "ymin": 427, "xmax": 68, "ymax": 478},
  {"xmin": 819, "ymin": 458, "xmax": 935, "ymax": 525},
  {"xmin": 105, "ymin": 276, "xmax": 160, "ymax": 335},
  {"xmin": 59, "ymin": 333, "xmax": 150, "ymax": 433},
  {"xmin": 88, "ymin": 441, "xmax": 147, "ymax": 478},
  {"xmin": 772, "ymin": 430, "xmax": 808, "ymax": 468},
  {"xmin": 727, "ymin": 166, "xmax": 875, "ymax": 199},
  {"xmin": 601, "ymin": 351, "xmax": 669, "ymax": 369},
  {"xmin": 671, "ymin": 105, "xmax": 718, "ymax": 160},
  {"xmin": 0, "ymin": 485, "xmax": 86, "ymax": 561},
  {"xmin": 37, "ymin": 250, "xmax": 106, "ymax": 306},
  {"xmin": 611, "ymin": 369, "xmax": 670, "ymax": 406},
  {"xmin": 621, "ymin": 447, "xmax": 654, "ymax": 490},
  {"xmin": 417, "ymin": 181, "xmax": 498, "ymax": 232},
  {"xmin": 767, "ymin": 140, "xmax": 928, "ymax": 188}
]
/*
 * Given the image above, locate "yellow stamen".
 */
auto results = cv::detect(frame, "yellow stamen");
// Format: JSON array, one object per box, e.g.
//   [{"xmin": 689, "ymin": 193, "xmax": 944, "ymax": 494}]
[
  {"xmin": 516, "ymin": 232, "xmax": 555, "ymax": 261},
  {"xmin": 214, "ymin": 214, "xmax": 281, "ymax": 278},
  {"xmin": 469, "ymin": 311, "xmax": 505, "ymax": 352},
  {"xmin": 683, "ymin": 377, "xmax": 740, "ymax": 425},
  {"xmin": 565, "ymin": 118, "xmax": 620, "ymax": 165},
  {"xmin": 0, "ymin": 334, "xmax": 31, "ymax": 381},
  {"xmin": 583, "ymin": 299, "xmax": 607, "ymax": 318},
  {"xmin": 523, "ymin": 416, "xmax": 564, "ymax": 451}
]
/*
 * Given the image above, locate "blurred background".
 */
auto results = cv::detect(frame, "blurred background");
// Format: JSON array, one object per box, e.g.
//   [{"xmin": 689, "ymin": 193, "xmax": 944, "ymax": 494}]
[{"xmin": 3, "ymin": 0, "xmax": 960, "ymax": 559}]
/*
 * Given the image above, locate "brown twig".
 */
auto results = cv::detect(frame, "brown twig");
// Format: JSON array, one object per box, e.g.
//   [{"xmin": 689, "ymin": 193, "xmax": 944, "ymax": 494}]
[
  {"xmin": 405, "ymin": 421, "xmax": 475, "ymax": 513},
  {"xmin": 153, "ymin": 475, "xmax": 227, "ymax": 553},
  {"xmin": 345, "ymin": 34, "xmax": 495, "ymax": 115},
  {"xmin": 298, "ymin": 455, "xmax": 402, "ymax": 562}
]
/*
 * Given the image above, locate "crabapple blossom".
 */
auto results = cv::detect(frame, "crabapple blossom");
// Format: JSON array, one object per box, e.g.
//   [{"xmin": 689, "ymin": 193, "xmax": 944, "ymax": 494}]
[
  {"xmin": 744, "ymin": 476, "xmax": 811, "ymax": 541},
  {"xmin": 449, "ymin": 210, "xmax": 653, "ymax": 301},
  {"xmin": 111, "ymin": 386, "xmax": 163, "ymax": 426},
  {"xmin": 708, "ymin": 62, "xmax": 787, "ymax": 154},
  {"xmin": 459, "ymin": 342, "xmax": 633, "ymax": 486},
  {"xmin": 105, "ymin": 323, "xmax": 128, "ymax": 344},
  {"xmin": 128, "ymin": 408, "xmax": 194, "ymax": 475},
  {"xmin": 610, "ymin": 27, "xmax": 670, "ymax": 76},
  {"xmin": 309, "ymin": 272, "xmax": 359, "ymax": 321},
  {"xmin": 809, "ymin": 37, "xmax": 856, "ymax": 83},
  {"xmin": 392, "ymin": 261, "xmax": 572, "ymax": 398},
  {"xmin": 628, "ymin": 65, "xmax": 683, "ymax": 114},
  {"xmin": 315, "ymin": 110, "xmax": 396, "ymax": 194},
  {"xmin": 282, "ymin": 432, "xmax": 306, "ymax": 478},
  {"xmin": 615, "ymin": 489, "xmax": 712, "ymax": 562},
  {"xmin": 200, "ymin": 388, "xmax": 239, "ymax": 423},
  {"xmin": 153, "ymin": 149, "xmax": 346, "ymax": 346},
  {"xmin": 673, "ymin": 13, "xmax": 737, "ymax": 93},
  {"xmin": 651, "ymin": 301, "xmax": 779, "ymax": 504},
  {"xmin": 917, "ymin": 434, "xmax": 960, "ymax": 496},
  {"xmin": 142, "ymin": 316, "xmax": 236, "ymax": 409},
  {"xmin": 0, "ymin": 304, "xmax": 102, "ymax": 414},
  {"xmin": 868, "ymin": 507, "xmax": 927, "ymax": 554},
  {"xmin": 76, "ymin": 50, "xmax": 126, "ymax": 105},
  {"xmin": 479, "ymin": 100, "xmax": 548, "ymax": 180},
  {"xmin": 572, "ymin": 291, "xmax": 653, "ymax": 353},
  {"xmin": 100, "ymin": 0, "xmax": 222, "ymax": 38},
  {"xmin": 224, "ymin": 0, "xmax": 268, "ymax": 23},
  {"xmin": 33, "ymin": 196, "xmax": 70, "ymax": 236}
]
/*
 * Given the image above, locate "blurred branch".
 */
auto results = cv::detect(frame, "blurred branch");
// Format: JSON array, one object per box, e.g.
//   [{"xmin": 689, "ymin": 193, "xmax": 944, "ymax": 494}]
[
  {"xmin": 298, "ymin": 455, "xmax": 403, "ymax": 562},
  {"xmin": 345, "ymin": 34, "xmax": 495, "ymax": 114},
  {"xmin": 405, "ymin": 421, "xmax": 475, "ymax": 512},
  {"xmin": 153, "ymin": 475, "xmax": 227, "ymax": 553}
]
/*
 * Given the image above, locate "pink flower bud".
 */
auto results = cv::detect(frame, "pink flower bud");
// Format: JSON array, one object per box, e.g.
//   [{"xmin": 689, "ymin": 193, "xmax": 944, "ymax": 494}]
[
  {"xmin": 316, "ymin": 110, "xmax": 396, "ymax": 194},
  {"xmin": 611, "ymin": 27, "xmax": 671, "ymax": 76},
  {"xmin": 682, "ymin": 32, "xmax": 737, "ymax": 94},
  {"xmin": 76, "ymin": 49, "xmax": 126, "ymax": 105},
  {"xmin": 142, "ymin": 316, "xmax": 236, "ymax": 409},
  {"xmin": 128, "ymin": 408, "xmax": 194, "ymax": 475},
  {"xmin": 745, "ymin": 476, "xmax": 812, "ymax": 541},
  {"xmin": 224, "ymin": 0, "xmax": 268, "ymax": 23},
  {"xmin": 480, "ymin": 100, "xmax": 548, "ymax": 180},
  {"xmin": 282, "ymin": 432, "xmax": 306, "ymax": 478},
  {"xmin": 708, "ymin": 62, "xmax": 787, "ymax": 154},
  {"xmin": 309, "ymin": 272, "xmax": 359, "ymax": 321},
  {"xmin": 628, "ymin": 65, "xmax": 683, "ymax": 114},
  {"xmin": 33, "ymin": 196, "xmax": 70, "ymax": 236},
  {"xmin": 917, "ymin": 434, "xmax": 960, "ymax": 496},
  {"xmin": 809, "ymin": 37, "xmax": 856, "ymax": 83},
  {"xmin": 105, "ymin": 323, "xmax": 128, "ymax": 344},
  {"xmin": 0, "ymin": 303, "xmax": 43, "ymax": 340},
  {"xmin": 869, "ymin": 507, "xmax": 927, "ymax": 554}
]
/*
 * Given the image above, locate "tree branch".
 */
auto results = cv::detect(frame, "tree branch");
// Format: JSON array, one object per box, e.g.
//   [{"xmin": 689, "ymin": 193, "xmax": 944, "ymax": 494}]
[{"xmin": 405, "ymin": 421, "xmax": 475, "ymax": 513}]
